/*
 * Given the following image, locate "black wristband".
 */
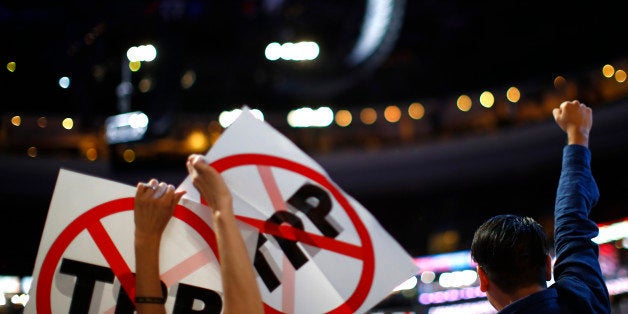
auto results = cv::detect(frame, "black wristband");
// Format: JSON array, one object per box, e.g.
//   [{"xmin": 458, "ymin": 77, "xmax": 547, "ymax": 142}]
[{"xmin": 135, "ymin": 296, "xmax": 166, "ymax": 304}]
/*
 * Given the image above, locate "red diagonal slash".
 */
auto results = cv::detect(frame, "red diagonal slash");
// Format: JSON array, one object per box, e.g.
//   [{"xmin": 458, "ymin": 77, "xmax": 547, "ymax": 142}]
[
  {"xmin": 236, "ymin": 216, "xmax": 363, "ymax": 259},
  {"xmin": 257, "ymin": 165, "xmax": 295, "ymax": 313},
  {"xmin": 89, "ymin": 204, "xmax": 220, "ymax": 313},
  {"xmin": 87, "ymin": 221, "xmax": 137, "ymax": 304}
]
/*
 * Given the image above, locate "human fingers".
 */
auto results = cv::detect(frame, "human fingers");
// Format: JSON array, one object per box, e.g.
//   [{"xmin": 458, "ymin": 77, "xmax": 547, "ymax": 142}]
[
  {"xmin": 153, "ymin": 182, "xmax": 168, "ymax": 199},
  {"xmin": 187, "ymin": 154, "xmax": 206, "ymax": 176},
  {"xmin": 191, "ymin": 155, "xmax": 214, "ymax": 176},
  {"xmin": 167, "ymin": 184, "xmax": 186, "ymax": 207},
  {"xmin": 136, "ymin": 179, "xmax": 158, "ymax": 200}
]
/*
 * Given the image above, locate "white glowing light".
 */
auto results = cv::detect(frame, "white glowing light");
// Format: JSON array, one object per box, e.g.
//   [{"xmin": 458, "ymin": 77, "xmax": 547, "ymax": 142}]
[
  {"xmin": 105, "ymin": 111, "xmax": 149, "ymax": 144},
  {"xmin": 10, "ymin": 293, "xmax": 29, "ymax": 306},
  {"xmin": 127, "ymin": 44, "xmax": 157, "ymax": 62},
  {"xmin": 287, "ymin": 107, "xmax": 333, "ymax": 127},
  {"xmin": 265, "ymin": 42, "xmax": 282, "ymax": 61},
  {"xmin": 347, "ymin": 0, "xmax": 397, "ymax": 66},
  {"xmin": 438, "ymin": 270, "xmax": 478, "ymax": 288},
  {"xmin": 58, "ymin": 76, "xmax": 70, "ymax": 89},
  {"xmin": 128, "ymin": 112, "xmax": 149, "ymax": 129},
  {"xmin": 593, "ymin": 220, "xmax": 628, "ymax": 244},
  {"xmin": 218, "ymin": 108, "xmax": 264, "ymax": 128},
  {"xmin": 265, "ymin": 41, "xmax": 319, "ymax": 61},
  {"xmin": 21, "ymin": 276, "xmax": 32, "ymax": 294}
]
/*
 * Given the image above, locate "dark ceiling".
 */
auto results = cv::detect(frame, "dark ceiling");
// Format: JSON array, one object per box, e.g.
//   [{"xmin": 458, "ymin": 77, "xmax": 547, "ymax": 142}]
[
  {"xmin": 1, "ymin": 1, "xmax": 627, "ymax": 277},
  {"xmin": 1, "ymin": 1, "xmax": 626, "ymax": 119}
]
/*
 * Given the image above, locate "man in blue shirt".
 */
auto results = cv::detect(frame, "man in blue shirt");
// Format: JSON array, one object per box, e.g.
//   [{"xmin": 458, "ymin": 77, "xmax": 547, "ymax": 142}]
[{"xmin": 470, "ymin": 100, "xmax": 611, "ymax": 313}]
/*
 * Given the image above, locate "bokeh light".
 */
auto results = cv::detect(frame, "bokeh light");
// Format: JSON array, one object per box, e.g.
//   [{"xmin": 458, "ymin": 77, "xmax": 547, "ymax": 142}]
[
  {"xmin": 123, "ymin": 149, "xmax": 136, "ymax": 163},
  {"xmin": 37, "ymin": 117, "xmax": 47, "ymax": 128},
  {"xmin": 181, "ymin": 70, "xmax": 196, "ymax": 89},
  {"xmin": 602, "ymin": 64, "xmax": 615, "ymax": 78},
  {"xmin": 85, "ymin": 148, "xmax": 98, "ymax": 161},
  {"xmin": 335, "ymin": 110, "xmax": 352, "ymax": 127},
  {"xmin": 615, "ymin": 69, "xmax": 626, "ymax": 83},
  {"xmin": 457, "ymin": 95, "xmax": 472, "ymax": 112},
  {"xmin": 408, "ymin": 102, "xmax": 425, "ymax": 120},
  {"xmin": 360, "ymin": 108, "xmax": 377, "ymax": 125},
  {"xmin": 384, "ymin": 105, "xmax": 401, "ymax": 123},
  {"xmin": 62, "ymin": 118, "xmax": 74, "ymax": 130},
  {"xmin": 58, "ymin": 76, "xmax": 70, "ymax": 89},
  {"xmin": 6, "ymin": 62, "xmax": 16, "ymax": 72},
  {"xmin": 129, "ymin": 61, "xmax": 141, "ymax": 72},
  {"xmin": 138, "ymin": 78, "xmax": 153, "ymax": 93},
  {"xmin": 479, "ymin": 91, "xmax": 494, "ymax": 108},
  {"xmin": 554, "ymin": 75, "xmax": 566, "ymax": 89},
  {"xmin": 186, "ymin": 130, "xmax": 209, "ymax": 151},
  {"xmin": 10, "ymin": 116, "xmax": 21, "ymax": 126},
  {"xmin": 27, "ymin": 147, "xmax": 37, "ymax": 158},
  {"xmin": 506, "ymin": 87, "xmax": 521, "ymax": 103}
]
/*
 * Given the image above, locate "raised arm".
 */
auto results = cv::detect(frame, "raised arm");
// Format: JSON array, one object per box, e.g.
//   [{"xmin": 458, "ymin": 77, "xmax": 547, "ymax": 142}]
[
  {"xmin": 134, "ymin": 179, "xmax": 185, "ymax": 314},
  {"xmin": 187, "ymin": 154, "xmax": 264, "ymax": 314},
  {"xmin": 551, "ymin": 100, "xmax": 610, "ymax": 313}
]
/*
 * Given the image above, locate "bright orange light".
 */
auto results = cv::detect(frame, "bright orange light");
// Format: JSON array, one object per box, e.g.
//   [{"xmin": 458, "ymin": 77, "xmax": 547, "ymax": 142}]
[
  {"xmin": 10, "ymin": 116, "xmax": 21, "ymax": 126},
  {"xmin": 602, "ymin": 64, "xmax": 615, "ymax": 78},
  {"xmin": 186, "ymin": 130, "xmax": 209, "ymax": 151},
  {"xmin": 384, "ymin": 105, "xmax": 401, "ymax": 123},
  {"xmin": 457, "ymin": 95, "xmax": 472, "ymax": 112},
  {"xmin": 408, "ymin": 102, "xmax": 425, "ymax": 120},
  {"xmin": 615, "ymin": 70, "xmax": 627, "ymax": 83},
  {"xmin": 506, "ymin": 87, "xmax": 521, "ymax": 103},
  {"xmin": 335, "ymin": 110, "xmax": 352, "ymax": 127}
]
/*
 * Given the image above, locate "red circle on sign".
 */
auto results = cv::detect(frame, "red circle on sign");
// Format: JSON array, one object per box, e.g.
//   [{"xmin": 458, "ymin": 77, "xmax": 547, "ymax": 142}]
[
  {"xmin": 35, "ymin": 197, "xmax": 218, "ymax": 314},
  {"xmin": 211, "ymin": 153, "xmax": 375, "ymax": 314}
]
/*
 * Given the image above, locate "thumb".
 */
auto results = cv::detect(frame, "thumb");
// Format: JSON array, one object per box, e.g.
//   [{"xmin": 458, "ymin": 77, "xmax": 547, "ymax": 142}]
[
  {"xmin": 174, "ymin": 190, "xmax": 186, "ymax": 204},
  {"xmin": 552, "ymin": 108, "xmax": 561, "ymax": 122}
]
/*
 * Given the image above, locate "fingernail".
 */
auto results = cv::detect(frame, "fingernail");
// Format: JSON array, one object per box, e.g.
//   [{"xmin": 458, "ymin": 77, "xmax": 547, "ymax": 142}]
[{"xmin": 153, "ymin": 184, "xmax": 167, "ymax": 199}]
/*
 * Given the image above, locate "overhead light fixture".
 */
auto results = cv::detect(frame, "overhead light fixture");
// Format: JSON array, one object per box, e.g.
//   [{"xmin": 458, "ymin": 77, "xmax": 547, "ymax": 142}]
[{"xmin": 104, "ymin": 111, "xmax": 149, "ymax": 144}]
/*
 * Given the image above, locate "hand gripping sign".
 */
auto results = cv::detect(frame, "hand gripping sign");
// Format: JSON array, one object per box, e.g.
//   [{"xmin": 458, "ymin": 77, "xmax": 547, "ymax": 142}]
[
  {"xmin": 24, "ymin": 169, "xmax": 259, "ymax": 314},
  {"xmin": 178, "ymin": 108, "xmax": 419, "ymax": 314}
]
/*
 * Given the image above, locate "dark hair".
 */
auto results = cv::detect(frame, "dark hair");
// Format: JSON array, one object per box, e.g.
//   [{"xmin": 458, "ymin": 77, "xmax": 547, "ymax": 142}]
[{"xmin": 470, "ymin": 214, "xmax": 550, "ymax": 294}]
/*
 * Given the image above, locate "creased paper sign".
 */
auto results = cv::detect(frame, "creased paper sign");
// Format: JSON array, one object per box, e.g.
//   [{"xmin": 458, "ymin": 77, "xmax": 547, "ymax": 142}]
[
  {"xmin": 178, "ymin": 108, "xmax": 419, "ymax": 313},
  {"xmin": 24, "ymin": 169, "xmax": 258, "ymax": 314}
]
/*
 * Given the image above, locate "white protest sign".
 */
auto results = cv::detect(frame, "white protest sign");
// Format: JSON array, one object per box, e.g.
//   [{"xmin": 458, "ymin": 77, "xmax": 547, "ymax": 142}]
[
  {"xmin": 24, "ymin": 169, "xmax": 259, "ymax": 314},
  {"xmin": 178, "ymin": 108, "xmax": 419, "ymax": 314}
]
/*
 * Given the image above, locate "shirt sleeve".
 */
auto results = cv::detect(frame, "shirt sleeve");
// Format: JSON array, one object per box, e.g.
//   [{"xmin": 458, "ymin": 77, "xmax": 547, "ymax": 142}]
[{"xmin": 553, "ymin": 144, "xmax": 610, "ymax": 313}]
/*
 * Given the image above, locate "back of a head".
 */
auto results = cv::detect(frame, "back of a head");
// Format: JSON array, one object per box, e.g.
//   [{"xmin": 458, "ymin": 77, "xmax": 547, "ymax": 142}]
[{"xmin": 471, "ymin": 214, "xmax": 550, "ymax": 294}]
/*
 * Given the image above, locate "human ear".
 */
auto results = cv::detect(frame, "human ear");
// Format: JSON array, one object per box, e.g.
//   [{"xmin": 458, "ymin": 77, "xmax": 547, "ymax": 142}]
[
  {"xmin": 545, "ymin": 255, "xmax": 552, "ymax": 281},
  {"xmin": 477, "ymin": 266, "xmax": 489, "ymax": 292}
]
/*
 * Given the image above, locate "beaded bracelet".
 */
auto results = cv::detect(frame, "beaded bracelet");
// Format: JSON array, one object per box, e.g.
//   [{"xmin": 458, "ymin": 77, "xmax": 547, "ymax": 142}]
[{"xmin": 135, "ymin": 296, "xmax": 166, "ymax": 304}]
